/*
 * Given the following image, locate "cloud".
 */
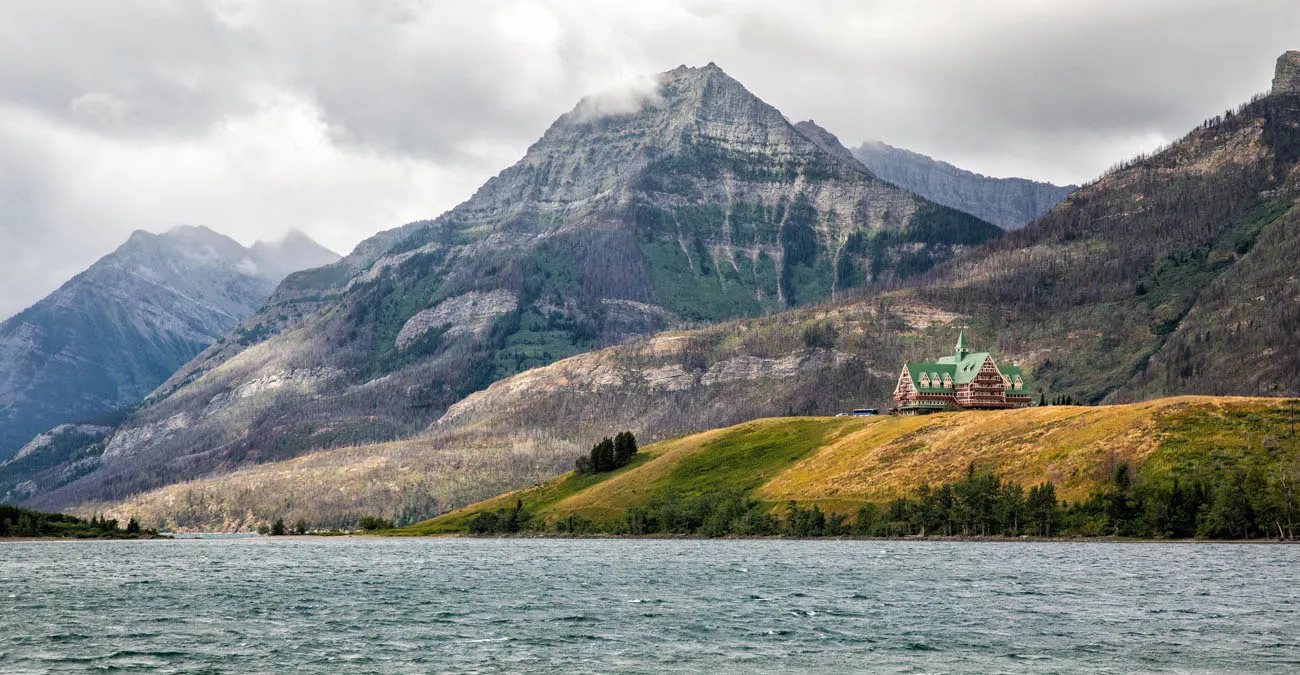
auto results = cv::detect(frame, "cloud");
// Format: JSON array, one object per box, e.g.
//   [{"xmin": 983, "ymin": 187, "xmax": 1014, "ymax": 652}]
[
  {"xmin": 568, "ymin": 74, "xmax": 667, "ymax": 124},
  {"xmin": 1, "ymin": 0, "xmax": 1298, "ymax": 318}
]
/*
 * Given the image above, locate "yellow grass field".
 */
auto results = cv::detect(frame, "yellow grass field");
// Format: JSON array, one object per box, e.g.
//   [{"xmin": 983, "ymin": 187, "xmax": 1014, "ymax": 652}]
[{"xmin": 408, "ymin": 396, "xmax": 1290, "ymax": 533}]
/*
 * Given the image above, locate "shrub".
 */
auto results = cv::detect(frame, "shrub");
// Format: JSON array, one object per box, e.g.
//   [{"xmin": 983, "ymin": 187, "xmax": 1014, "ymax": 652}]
[{"xmin": 358, "ymin": 516, "xmax": 394, "ymax": 531}]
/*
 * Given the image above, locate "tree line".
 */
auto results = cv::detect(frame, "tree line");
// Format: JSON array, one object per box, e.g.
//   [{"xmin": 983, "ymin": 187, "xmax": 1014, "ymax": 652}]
[
  {"xmin": 461, "ymin": 460, "xmax": 1300, "ymax": 540},
  {"xmin": 0, "ymin": 505, "xmax": 160, "ymax": 539}
]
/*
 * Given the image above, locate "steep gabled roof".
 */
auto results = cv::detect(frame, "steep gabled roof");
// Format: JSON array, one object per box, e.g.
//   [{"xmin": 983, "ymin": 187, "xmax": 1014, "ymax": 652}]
[
  {"xmin": 901, "ymin": 334, "xmax": 1031, "ymax": 394},
  {"xmin": 935, "ymin": 351, "xmax": 991, "ymax": 384},
  {"xmin": 903, "ymin": 361, "xmax": 956, "ymax": 392}
]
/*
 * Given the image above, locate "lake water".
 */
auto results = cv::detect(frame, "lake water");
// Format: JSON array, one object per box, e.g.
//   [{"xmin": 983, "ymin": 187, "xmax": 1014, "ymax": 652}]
[{"xmin": 1, "ymin": 538, "xmax": 1297, "ymax": 673}]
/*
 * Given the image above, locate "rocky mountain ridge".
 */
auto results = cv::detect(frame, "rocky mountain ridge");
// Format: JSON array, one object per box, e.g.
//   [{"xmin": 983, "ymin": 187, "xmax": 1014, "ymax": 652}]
[
  {"xmin": 851, "ymin": 140, "xmax": 1076, "ymax": 229},
  {"xmin": 0, "ymin": 226, "xmax": 338, "ymax": 460}
]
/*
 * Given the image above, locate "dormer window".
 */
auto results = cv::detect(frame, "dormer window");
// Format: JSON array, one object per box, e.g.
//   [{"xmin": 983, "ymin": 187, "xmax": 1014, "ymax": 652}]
[
  {"xmin": 1014, "ymin": 376, "xmax": 1023, "ymax": 390},
  {"xmin": 919, "ymin": 373, "xmax": 930, "ymax": 388},
  {"xmin": 942, "ymin": 373, "xmax": 952, "ymax": 388}
]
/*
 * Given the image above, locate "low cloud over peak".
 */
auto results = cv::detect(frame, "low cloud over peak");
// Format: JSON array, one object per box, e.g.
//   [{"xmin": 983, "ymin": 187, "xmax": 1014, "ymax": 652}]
[{"xmin": 1, "ymin": 0, "xmax": 1298, "ymax": 318}]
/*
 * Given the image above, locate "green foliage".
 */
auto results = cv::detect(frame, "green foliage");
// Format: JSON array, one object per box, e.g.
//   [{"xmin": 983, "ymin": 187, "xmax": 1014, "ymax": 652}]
[
  {"xmin": 637, "ymin": 236, "xmax": 763, "ymax": 322},
  {"xmin": 577, "ymin": 432, "xmax": 638, "ymax": 474},
  {"xmin": 645, "ymin": 138, "xmax": 800, "ymax": 184},
  {"xmin": 1061, "ymin": 403, "xmax": 1300, "ymax": 539},
  {"xmin": 0, "ymin": 424, "xmax": 112, "ymax": 499},
  {"xmin": 0, "ymin": 505, "xmax": 160, "ymax": 539},
  {"xmin": 617, "ymin": 489, "xmax": 775, "ymax": 536},
  {"xmin": 651, "ymin": 420, "xmax": 830, "ymax": 501},
  {"xmin": 1232, "ymin": 199, "xmax": 1290, "ymax": 255},
  {"xmin": 467, "ymin": 499, "xmax": 531, "ymax": 535},
  {"xmin": 591, "ymin": 438, "xmax": 616, "ymax": 472},
  {"xmin": 281, "ymin": 260, "xmax": 356, "ymax": 293},
  {"xmin": 801, "ymin": 321, "xmax": 839, "ymax": 350},
  {"xmin": 270, "ymin": 518, "xmax": 287, "ymax": 536},
  {"xmin": 613, "ymin": 431, "xmax": 639, "ymax": 467},
  {"xmin": 754, "ymin": 252, "xmax": 779, "ymax": 300},
  {"xmin": 905, "ymin": 203, "xmax": 1004, "ymax": 247},
  {"xmin": 357, "ymin": 516, "xmax": 395, "ymax": 531},
  {"xmin": 778, "ymin": 195, "xmax": 830, "ymax": 306}
]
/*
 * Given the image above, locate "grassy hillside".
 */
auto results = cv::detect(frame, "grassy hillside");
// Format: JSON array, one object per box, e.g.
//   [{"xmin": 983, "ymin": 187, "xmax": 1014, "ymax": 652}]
[{"xmin": 404, "ymin": 396, "xmax": 1298, "ymax": 534}]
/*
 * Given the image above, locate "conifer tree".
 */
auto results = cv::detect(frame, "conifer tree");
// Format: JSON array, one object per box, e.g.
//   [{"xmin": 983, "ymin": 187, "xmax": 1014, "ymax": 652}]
[
  {"xmin": 613, "ymin": 431, "xmax": 638, "ymax": 467},
  {"xmin": 591, "ymin": 437, "xmax": 616, "ymax": 472}
]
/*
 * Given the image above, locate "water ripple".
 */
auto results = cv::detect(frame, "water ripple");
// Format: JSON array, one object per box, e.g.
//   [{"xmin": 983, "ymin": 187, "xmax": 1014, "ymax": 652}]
[{"xmin": 1, "ymin": 539, "xmax": 1298, "ymax": 673}]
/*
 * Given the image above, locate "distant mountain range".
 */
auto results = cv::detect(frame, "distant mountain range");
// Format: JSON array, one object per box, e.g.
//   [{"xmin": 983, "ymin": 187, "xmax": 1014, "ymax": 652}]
[
  {"xmin": 851, "ymin": 140, "xmax": 1076, "ymax": 229},
  {"xmin": 0, "ymin": 226, "xmax": 338, "ymax": 460},
  {"xmin": 11, "ymin": 52, "xmax": 1300, "ymax": 532}
]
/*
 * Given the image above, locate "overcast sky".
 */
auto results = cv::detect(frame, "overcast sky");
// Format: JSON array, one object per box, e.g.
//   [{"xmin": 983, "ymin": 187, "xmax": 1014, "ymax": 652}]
[{"xmin": 2, "ymin": 0, "xmax": 1298, "ymax": 319}]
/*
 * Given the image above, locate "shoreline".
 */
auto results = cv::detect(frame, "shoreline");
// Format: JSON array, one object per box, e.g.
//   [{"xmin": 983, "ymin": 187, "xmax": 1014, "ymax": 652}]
[{"xmin": 4, "ymin": 534, "xmax": 1294, "ymax": 544}]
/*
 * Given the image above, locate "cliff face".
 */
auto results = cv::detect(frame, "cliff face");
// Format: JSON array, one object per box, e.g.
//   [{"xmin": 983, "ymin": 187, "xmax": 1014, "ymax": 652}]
[
  {"xmin": 1272, "ymin": 51, "xmax": 1300, "ymax": 95},
  {"xmin": 22, "ymin": 64, "xmax": 998, "ymax": 512},
  {"xmin": 850, "ymin": 140, "xmax": 1076, "ymax": 229},
  {"xmin": 0, "ymin": 227, "xmax": 337, "ymax": 460}
]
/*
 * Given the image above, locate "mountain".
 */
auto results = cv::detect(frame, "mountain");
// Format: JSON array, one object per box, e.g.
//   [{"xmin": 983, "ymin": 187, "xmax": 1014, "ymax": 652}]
[
  {"xmin": 248, "ymin": 229, "xmax": 344, "ymax": 281},
  {"xmin": 850, "ymin": 139, "xmax": 1076, "ymax": 229},
  {"xmin": 0, "ymin": 226, "xmax": 338, "ymax": 460},
  {"xmin": 14, "ymin": 63, "xmax": 999, "ymax": 514},
  {"xmin": 25, "ymin": 52, "xmax": 1300, "ymax": 531},
  {"xmin": 409, "ymin": 396, "xmax": 1287, "ymax": 534},
  {"xmin": 920, "ymin": 51, "xmax": 1300, "ymax": 403}
]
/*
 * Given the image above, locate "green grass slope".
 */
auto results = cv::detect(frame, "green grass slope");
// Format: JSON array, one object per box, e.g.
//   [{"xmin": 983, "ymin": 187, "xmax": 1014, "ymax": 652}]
[{"xmin": 402, "ymin": 396, "xmax": 1299, "ymax": 534}]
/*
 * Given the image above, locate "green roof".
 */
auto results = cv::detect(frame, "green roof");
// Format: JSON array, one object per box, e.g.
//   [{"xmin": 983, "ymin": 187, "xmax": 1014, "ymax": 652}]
[
  {"xmin": 934, "ymin": 351, "xmax": 992, "ymax": 384},
  {"xmin": 903, "ymin": 340, "xmax": 1031, "ymax": 394},
  {"xmin": 903, "ymin": 362, "xmax": 957, "ymax": 392}
]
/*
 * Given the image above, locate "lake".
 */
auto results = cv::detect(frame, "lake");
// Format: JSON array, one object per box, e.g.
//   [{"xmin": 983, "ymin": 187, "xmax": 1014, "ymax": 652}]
[{"xmin": 1, "ymin": 538, "xmax": 1297, "ymax": 673}]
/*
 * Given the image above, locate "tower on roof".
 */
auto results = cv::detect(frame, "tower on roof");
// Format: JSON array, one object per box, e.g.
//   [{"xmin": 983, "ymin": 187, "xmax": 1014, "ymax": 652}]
[{"xmin": 893, "ymin": 331, "xmax": 1033, "ymax": 414}]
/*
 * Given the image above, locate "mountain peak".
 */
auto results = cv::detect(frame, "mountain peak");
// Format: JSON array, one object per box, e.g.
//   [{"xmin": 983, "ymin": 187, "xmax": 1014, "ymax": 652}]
[
  {"xmin": 667, "ymin": 61, "xmax": 725, "ymax": 76},
  {"xmin": 1273, "ymin": 50, "xmax": 1300, "ymax": 95},
  {"xmin": 250, "ymin": 230, "xmax": 340, "ymax": 280}
]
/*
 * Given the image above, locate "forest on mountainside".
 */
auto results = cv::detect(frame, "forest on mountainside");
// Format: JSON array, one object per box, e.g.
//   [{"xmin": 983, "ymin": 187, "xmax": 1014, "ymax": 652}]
[{"xmin": 914, "ymin": 92, "xmax": 1300, "ymax": 402}]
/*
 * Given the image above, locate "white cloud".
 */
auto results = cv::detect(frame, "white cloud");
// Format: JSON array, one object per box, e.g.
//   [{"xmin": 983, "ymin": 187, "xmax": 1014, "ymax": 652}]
[{"xmin": 2, "ymin": 0, "xmax": 1299, "ymax": 318}]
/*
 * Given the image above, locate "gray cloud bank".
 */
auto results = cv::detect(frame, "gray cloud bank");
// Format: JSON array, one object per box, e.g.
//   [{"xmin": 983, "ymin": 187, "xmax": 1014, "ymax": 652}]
[{"xmin": 2, "ymin": 0, "xmax": 1298, "ymax": 319}]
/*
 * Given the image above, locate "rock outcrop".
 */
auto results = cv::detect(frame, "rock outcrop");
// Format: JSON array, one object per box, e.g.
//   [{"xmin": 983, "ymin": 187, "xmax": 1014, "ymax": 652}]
[{"xmin": 1273, "ymin": 50, "xmax": 1300, "ymax": 95}]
